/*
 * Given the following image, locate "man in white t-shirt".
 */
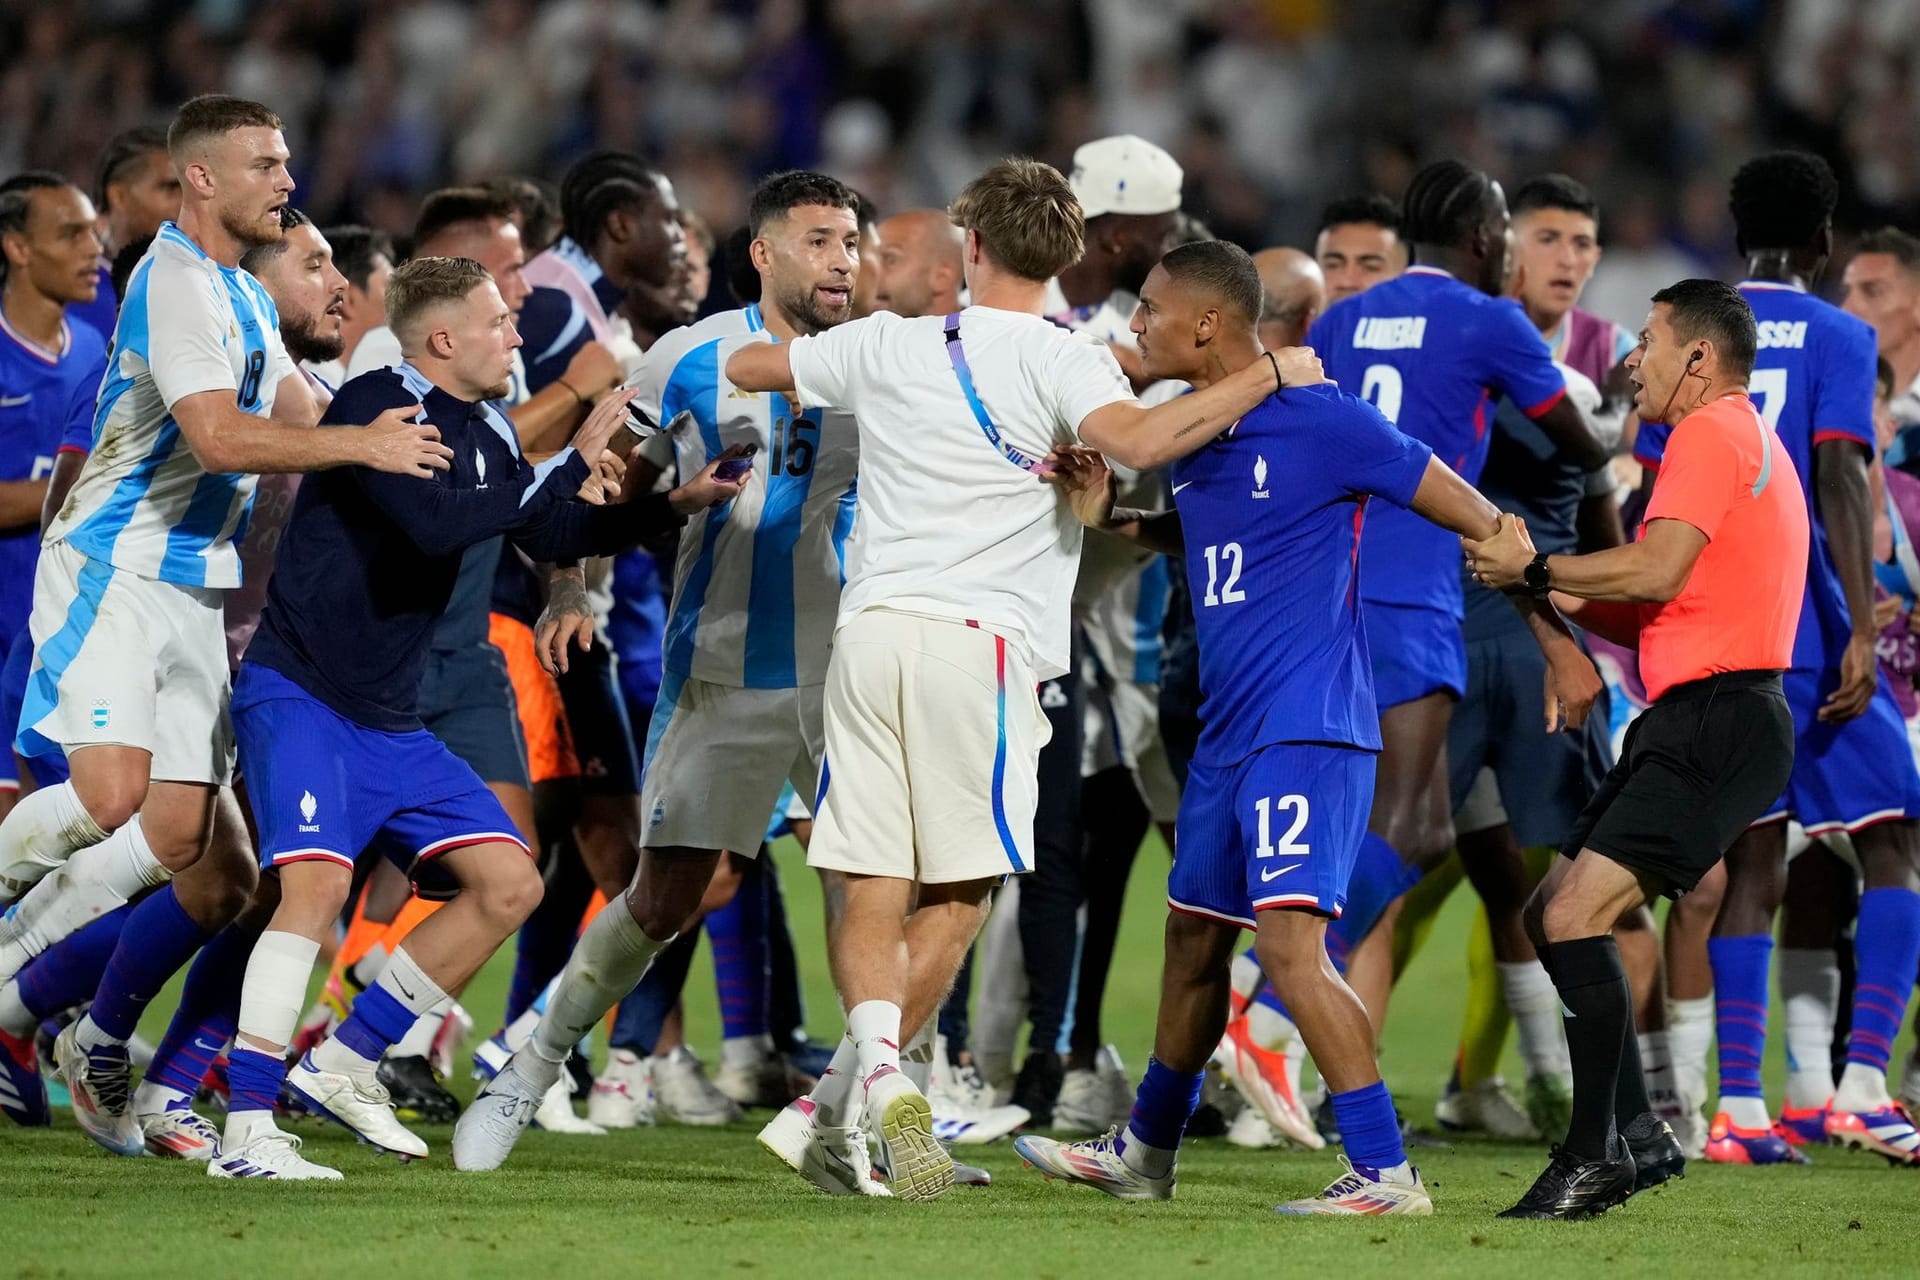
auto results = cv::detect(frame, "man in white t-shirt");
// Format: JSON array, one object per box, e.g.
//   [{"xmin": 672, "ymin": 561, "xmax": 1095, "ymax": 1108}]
[{"xmin": 719, "ymin": 157, "xmax": 1314, "ymax": 1200}]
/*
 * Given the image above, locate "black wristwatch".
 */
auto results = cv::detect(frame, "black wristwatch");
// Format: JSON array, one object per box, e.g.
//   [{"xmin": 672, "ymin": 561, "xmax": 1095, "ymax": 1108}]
[{"xmin": 1522, "ymin": 552, "xmax": 1553, "ymax": 597}]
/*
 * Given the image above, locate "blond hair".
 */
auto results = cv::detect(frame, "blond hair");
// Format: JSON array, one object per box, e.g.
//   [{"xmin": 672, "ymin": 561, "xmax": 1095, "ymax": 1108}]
[
  {"xmin": 949, "ymin": 158, "xmax": 1085, "ymax": 283},
  {"xmin": 167, "ymin": 95, "xmax": 284, "ymax": 161},
  {"xmin": 385, "ymin": 256, "xmax": 493, "ymax": 352}
]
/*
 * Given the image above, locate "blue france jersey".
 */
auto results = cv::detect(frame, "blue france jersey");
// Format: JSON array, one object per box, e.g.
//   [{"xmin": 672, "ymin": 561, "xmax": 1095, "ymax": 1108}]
[
  {"xmin": 1308, "ymin": 266, "xmax": 1567, "ymax": 615},
  {"xmin": 1636, "ymin": 281, "xmax": 1877, "ymax": 672},
  {"xmin": 48, "ymin": 223, "xmax": 295, "ymax": 589},
  {"xmin": 631, "ymin": 304, "xmax": 859, "ymax": 689},
  {"xmin": 1173, "ymin": 383, "xmax": 1433, "ymax": 766},
  {"xmin": 0, "ymin": 314, "xmax": 106, "ymax": 638}
]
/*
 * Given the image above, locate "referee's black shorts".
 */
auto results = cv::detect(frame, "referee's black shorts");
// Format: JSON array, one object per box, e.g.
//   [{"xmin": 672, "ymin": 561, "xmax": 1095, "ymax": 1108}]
[{"xmin": 1561, "ymin": 670, "xmax": 1793, "ymax": 896}]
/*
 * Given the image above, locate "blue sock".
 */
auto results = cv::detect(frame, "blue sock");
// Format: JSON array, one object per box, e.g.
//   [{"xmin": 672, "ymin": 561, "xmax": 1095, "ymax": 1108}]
[
  {"xmin": 1330, "ymin": 1079, "xmax": 1406, "ymax": 1173},
  {"xmin": 144, "ymin": 921, "xmax": 256, "ymax": 1096},
  {"xmin": 331, "ymin": 983, "xmax": 415, "ymax": 1063},
  {"xmin": 1123, "ymin": 1057, "xmax": 1205, "ymax": 1152},
  {"xmin": 708, "ymin": 868, "xmax": 769, "ymax": 1040},
  {"xmin": 226, "ymin": 1046, "xmax": 287, "ymax": 1116},
  {"xmin": 1325, "ymin": 833, "xmax": 1422, "ymax": 971},
  {"xmin": 89, "ymin": 886, "xmax": 213, "ymax": 1042},
  {"xmin": 1708, "ymin": 933, "xmax": 1772, "ymax": 1099},
  {"xmin": 1848, "ymin": 887, "xmax": 1920, "ymax": 1074},
  {"xmin": 16, "ymin": 904, "xmax": 132, "ymax": 1019}
]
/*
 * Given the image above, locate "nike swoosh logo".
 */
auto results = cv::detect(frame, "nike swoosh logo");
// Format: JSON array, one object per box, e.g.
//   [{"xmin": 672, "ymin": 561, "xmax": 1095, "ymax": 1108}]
[
  {"xmin": 1259, "ymin": 862, "xmax": 1302, "ymax": 883},
  {"xmin": 193, "ymin": 1036, "xmax": 225, "ymax": 1054},
  {"xmin": 394, "ymin": 978, "xmax": 416, "ymax": 1001},
  {"xmin": 0, "ymin": 395, "xmax": 29, "ymax": 408},
  {"xmin": 1172, "ymin": 480, "xmax": 1193, "ymax": 495}
]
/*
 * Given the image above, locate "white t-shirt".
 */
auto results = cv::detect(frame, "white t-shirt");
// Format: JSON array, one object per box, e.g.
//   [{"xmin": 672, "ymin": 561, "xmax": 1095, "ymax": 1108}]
[{"xmin": 787, "ymin": 305, "xmax": 1134, "ymax": 678}]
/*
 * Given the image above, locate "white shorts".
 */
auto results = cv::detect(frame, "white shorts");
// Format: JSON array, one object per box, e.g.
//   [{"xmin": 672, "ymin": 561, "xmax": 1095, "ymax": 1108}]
[
  {"xmin": 808, "ymin": 609, "xmax": 1051, "ymax": 884},
  {"xmin": 19, "ymin": 541, "xmax": 233, "ymax": 786},
  {"xmin": 639, "ymin": 673, "xmax": 823, "ymax": 856}
]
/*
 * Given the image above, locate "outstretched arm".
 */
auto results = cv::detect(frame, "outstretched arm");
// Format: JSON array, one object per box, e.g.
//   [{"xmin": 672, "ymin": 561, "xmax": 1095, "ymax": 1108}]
[{"xmin": 1077, "ymin": 349, "xmax": 1320, "ymax": 471}]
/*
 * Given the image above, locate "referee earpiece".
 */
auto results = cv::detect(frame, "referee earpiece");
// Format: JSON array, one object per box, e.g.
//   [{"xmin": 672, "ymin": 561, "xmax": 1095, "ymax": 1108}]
[{"xmin": 1685, "ymin": 348, "xmax": 1704, "ymax": 369}]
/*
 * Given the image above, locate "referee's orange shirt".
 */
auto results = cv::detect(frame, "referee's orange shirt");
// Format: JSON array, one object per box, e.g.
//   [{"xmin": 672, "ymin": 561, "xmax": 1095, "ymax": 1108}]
[{"xmin": 1637, "ymin": 392, "xmax": 1810, "ymax": 701}]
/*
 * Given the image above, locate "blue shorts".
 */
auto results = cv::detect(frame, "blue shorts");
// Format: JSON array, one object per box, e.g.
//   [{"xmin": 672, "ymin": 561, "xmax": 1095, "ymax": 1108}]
[
  {"xmin": 1363, "ymin": 600, "xmax": 1466, "ymax": 710},
  {"xmin": 233, "ymin": 663, "xmax": 528, "ymax": 901},
  {"xmin": 0, "ymin": 626, "xmax": 65, "ymax": 790},
  {"xmin": 419, "ymin": 643, "xmax": 528, "ymax": 788},
  {"xmin": 1448, "ymin": 629, "xmax": 1613, "ymax": 847},
  {"xmin": 1763, "ymin": 667, "xmax": 1920, "ymax": 834},
  {"xmin": 1168, "ymin": 741, "xmax": 1376, "ymax": 927}
]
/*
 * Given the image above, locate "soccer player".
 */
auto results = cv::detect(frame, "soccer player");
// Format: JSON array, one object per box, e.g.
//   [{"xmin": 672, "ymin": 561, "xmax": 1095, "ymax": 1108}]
[
  {"xmin": 452, "ymin": 169, "xmax": 867, "ymax": 1173},
  {"xmin": 211, "ymin": 255, "xmax": 742, "ymax": 1179},
  {"xmin": 1314, "ymin": 194, "xmax": 1407, "ymax": 306},
  {"xmin": 1251, "ymin": 248, "xmax": 1326, "ymax": 355},
  {"xmin": 1469, "ymin": 278, "xmax": 1805, "ymax": 1217},
  {"xmin": 71, "ymin": 126, "xmax": 179, "ymax": 342},
  {"xmin": 1637, "ymin": 154, "xmax": 1920, "ymax": 1166},
  {"xmin": 0, "ymin": 95, "xmax": 448, "ymax": 1126},
  {"xmin": 1017, "ymin": 240, "xmax": 1598, "ymax": 1214},
  {"xmin": 850, "ymin": 192, "xmax": 884, "ymax": 320},
  {"xmin": 1302, "ymin": 160, "xmax": 1609, "ymax": 1042},
  {"xmin": 720, "ymin": 158, "xmax": 1304, "ymax": 1201},
  {"xmin": 1842, "ymin": 227, "xmax": 1920, "ymax": 443},
  {"xmin": 307, "ymin": 225, "xmax": 393, "ymax": 384},
  {"xmin": 0, "ymin": 174, "xmax": 107, "ymax": 821},
  {"xmin": 873, "ymin": 209, "xmax": 965, "ymax": 319}
]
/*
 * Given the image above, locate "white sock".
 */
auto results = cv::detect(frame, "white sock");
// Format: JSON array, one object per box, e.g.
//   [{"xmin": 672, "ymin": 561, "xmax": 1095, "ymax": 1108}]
[
  {"xmin": 1779, "ymin": 947, "xmax": 1840, "ymax": 1109},
  {"xmin": 73, "ymin": 1011, "xmax": 114, "ymax": 1054},
  {"xmin": 1666, "ymin": 995, "xmax": 1715, "ymax": 1102},
  {"xmin": 1834, "ymin": 1061, "xmax": 1892, "ymax": 1113},
  {"xmin": 386, "ymin": 1003, "xmax": 448, "ymax": 1061},
  {"xmin": 1229, "ymin": 953, "xmax": 1263, "ymax": 1004},
  {"xmin": 236, "ymin": 930, "xmax": 321, "ymax": 1052},
  {"xmin": 1719, "ymin": 1095, "xmax": 1772, "ymax": 1129},
  {"xmin": 351, "ymin": 948, "xmax": 390, "ymax": 990},
  {"xmin": 0, "ymin": 817, "xmax": 168, "ymax": 978},
  {"xmin": 0, "ymin": 980, "xmax": 33, "ymax": 1037},
  {"xmin": 900, "ymin": 1021, "xmax": 935, "ymax": 1093},
  {"xmin": 133, "ymin": 1080, "xmax": 190, "ymax": 1116},
  {"xmin": 1118, "ymin": 1125, "xmax": 1176, "ymax": 1178},
  {"xmin": 848, "ymin": 1000, "xmax": 902, "ymax": 1084},
  {"xmin": 1246, "ymin": 1000, "xmax": 1297, "ymax": 1052},
  {"xmin": 0, "ymin": 780, "xmax": 109, "ymax": 900},
  {"xmin": 721, "ymin": 1032, "xmax": 775, "ymax": 1072},
  {"xmin": 1499, "ymin": 961, "xmax": 1570, "ymax": 1078},
  {"xmin": 528, "ymin": 901, "xmax": 672, "ymax": 1089},
  {"xmin": 1638, "ymin": 1031, "xmax": 1679, "ymax": 1117},
  {"xmin": 807, "ymin": 1035, "xmax": 860, "ymax": 1127}
]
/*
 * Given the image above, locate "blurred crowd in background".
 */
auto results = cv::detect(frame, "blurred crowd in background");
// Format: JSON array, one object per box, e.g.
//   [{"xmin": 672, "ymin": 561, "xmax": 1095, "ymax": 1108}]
[{"xmin": 4, "ymin": 0, "xmax": 1920, "ymax": 334}]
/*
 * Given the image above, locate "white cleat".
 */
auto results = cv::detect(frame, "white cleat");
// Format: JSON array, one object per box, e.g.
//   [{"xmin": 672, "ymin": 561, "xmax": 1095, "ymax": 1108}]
[
  {"xmin": 930, "ymin": 1052, "xmax": 1029, "ymax": 1146},
  {"xmin": 1014, "ymin": 1127, "xmax": 1174, "ymax": 1201},
  {"xmin": 1273, "ymin": 1158, "xmax": 1433, "ymax": 1216},
  {"xmin": 716, "ymin": 1053, "xmax": 802, "ymax": 1109},
  {"xmin": 1434, "ymin": 1078, "xmax": 1541, "ymax": 1141},
  {"xmin": 285, "ymin": 1054, "xmax": 428, "ymax": 1161},
  {"xmin": 1213, "ymin": 1018, "xmax": 1326, "ymax": 1151},
  {"xmin": 864, "ymin": 1067, "xmax": 952, "ymax": 1201},
  {"xmin": 587, "ymin": 1048, "xmax": 655, "ymax": 1128},
  {"xmin": 452, "ymin": 1058, "xmax": 544, "ymax": 1172},
  {"xmin": 430, "ymin": 1001, "xmax": 474, "ymax": 1081},
  {"xmin": 534, "ymin": 1078, "xmax": 606, "ymax": 1135},
  {"xmin": 1055, "ymin": 1066, "xmax": 1111, "ymax": 1135},
  {"xmin": 209, "ymin": 1127, "xmax": 343, "ymax": 1180},
  {"xmin": 139, "ymin": 1098, "xmax": 221, "ymax": 1161},
  {"xmin": 759, "ymin": 1098, "xmax": 891, "ymax": 1197},
  {"xmin": 1226, "ymin": 1107, "xmax": 1282, "ymax": 1149},
  {"xmin": 653, "ymin": 1046, "xmax": 742, "ymax": 1126},
  {"xmin": 52, "ymin": 1025, "xmax": 144, "ymax": 1158}
]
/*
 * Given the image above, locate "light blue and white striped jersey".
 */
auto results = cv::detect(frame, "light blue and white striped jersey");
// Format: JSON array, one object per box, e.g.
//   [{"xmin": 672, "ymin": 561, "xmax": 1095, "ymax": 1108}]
[
  {"xmin": 632, "ymin": 304, "xmax": 859, "ymax": 688},
  {"xmin": 50, "ymin": 222, "xmax": 295, "ymax": 589}
]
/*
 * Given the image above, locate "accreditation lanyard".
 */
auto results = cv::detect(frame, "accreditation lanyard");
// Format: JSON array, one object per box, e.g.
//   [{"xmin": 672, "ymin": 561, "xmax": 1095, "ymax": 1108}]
[{"xmin": 943, "ymin": 312, "xmax": 1053, "ymax": 476}]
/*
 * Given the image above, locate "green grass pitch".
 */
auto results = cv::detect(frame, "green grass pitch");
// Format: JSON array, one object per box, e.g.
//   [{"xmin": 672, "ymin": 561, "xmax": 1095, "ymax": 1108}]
[{"xmin": 3, "ymin": 836, "xmax": 1917, "ymax": 1279}]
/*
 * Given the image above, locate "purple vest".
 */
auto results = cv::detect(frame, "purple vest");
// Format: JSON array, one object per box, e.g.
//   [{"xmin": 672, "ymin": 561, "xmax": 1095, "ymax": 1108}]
[{"xmin": 1558, "ymin": 307, "xmax": 1622, "ymax": 389}]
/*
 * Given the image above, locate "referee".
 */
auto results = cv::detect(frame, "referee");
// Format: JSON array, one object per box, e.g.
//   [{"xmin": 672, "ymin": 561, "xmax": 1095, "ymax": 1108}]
[{"xmin": 1465, "ymin": 279, "xmax": 1808, "ymax": 1219}]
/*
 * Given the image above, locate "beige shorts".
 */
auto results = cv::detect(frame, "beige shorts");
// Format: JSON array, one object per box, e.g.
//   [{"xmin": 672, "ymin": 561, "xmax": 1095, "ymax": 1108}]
[
  {"xmin": 808, "ymin": 609, "xmax": 1051, "ymax": 884},
  {"xmin": 639, "ymin": 675, "xmax": 824, "ymax": 856},
  {"xmin": 20, "ymin": 540, "xmax": 233, "ymax": 785}
]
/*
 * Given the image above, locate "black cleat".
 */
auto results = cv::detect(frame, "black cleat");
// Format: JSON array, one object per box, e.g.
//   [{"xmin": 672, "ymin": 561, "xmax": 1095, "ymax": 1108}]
[
  {"xmin": 565, "ymin": 1048, "xmax": 594, "ymax": 1102},
  {"xmin": 1011, "ymin": 1051, "xmax": 1064, "ymax": 1128},
  {"xmin": 1624, "ymin": 1113, "xmax": 1686, "ymax": 1194},
  {"xmin": 1500, "ymin": 1141, "xmax": 1637, "ymax": 1220},
  {"xmin": 377, "ymin": 1054, "xmax": 462, "ymax": 1124}
]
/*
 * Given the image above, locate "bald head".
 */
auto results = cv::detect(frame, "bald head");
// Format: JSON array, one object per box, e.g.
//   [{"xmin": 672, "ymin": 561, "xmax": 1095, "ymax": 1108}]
[
  {"xmin": 1252, "ymin": 248, "xmax": 1325, "ymax": 350},
  {"xmin": 873, "ymin": 209, "xmax": 965, "ymax": 318}
]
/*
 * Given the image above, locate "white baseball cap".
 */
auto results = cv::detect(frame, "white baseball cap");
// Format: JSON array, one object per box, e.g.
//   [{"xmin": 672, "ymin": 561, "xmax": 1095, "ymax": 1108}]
[{"xmin": 1069, "ymin": 135, "xmax": 1184, "ymax": 218}]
